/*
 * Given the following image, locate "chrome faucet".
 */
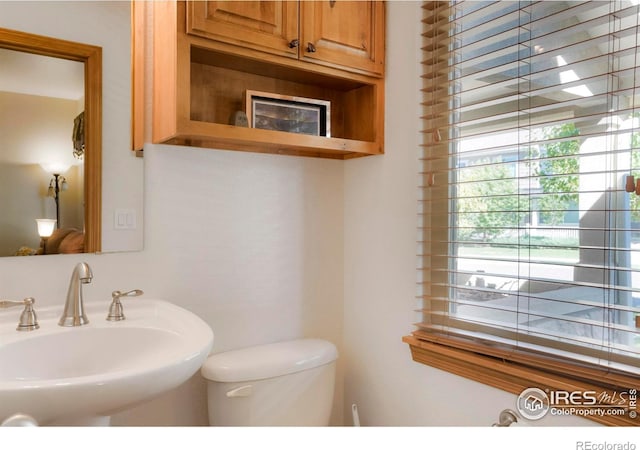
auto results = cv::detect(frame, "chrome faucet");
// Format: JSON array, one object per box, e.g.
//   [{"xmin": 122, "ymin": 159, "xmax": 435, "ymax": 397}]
[{"xmin": 59, "ymin": 262, "xmax": 93, "ymax": 326}]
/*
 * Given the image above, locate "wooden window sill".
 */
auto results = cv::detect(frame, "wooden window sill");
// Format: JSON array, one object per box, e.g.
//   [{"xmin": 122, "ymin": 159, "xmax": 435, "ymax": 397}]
[{"xmin": 403, "ymin": 335, "xmax": 639, "ymax": 426}]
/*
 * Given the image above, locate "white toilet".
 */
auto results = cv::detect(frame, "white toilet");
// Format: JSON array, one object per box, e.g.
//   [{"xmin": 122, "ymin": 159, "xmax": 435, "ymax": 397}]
[{"xmin": 201, "ymin": 338, "xmax": 337, "ymax": 426}]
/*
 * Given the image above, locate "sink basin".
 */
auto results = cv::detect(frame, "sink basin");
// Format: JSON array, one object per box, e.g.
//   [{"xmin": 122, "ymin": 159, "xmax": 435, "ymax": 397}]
[{"xmin": 0, "ymin": 299, "xmax": 213, "ymax": 425}]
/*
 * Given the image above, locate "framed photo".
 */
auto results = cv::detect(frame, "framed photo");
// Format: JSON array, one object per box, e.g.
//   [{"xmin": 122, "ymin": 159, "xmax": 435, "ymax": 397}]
[{"xmin": 245, "ymin": 90, "xmax": 330, "ymax": 137}]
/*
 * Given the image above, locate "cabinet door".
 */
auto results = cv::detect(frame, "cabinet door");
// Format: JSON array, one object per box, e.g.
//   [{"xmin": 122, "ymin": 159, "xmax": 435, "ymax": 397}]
[
  {"xmin": 300, "ymin": 0, "xmax": 384, "ymax": 77},
  {"xmin": 187, "ymin": 1, "xmax": 299, "ymax": 59}
]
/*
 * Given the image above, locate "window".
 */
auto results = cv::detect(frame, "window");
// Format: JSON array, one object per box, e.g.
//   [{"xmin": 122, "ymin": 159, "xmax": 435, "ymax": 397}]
[{"xmin": 405, "ymin": 1, "xmax": 640, "ymax": 426}]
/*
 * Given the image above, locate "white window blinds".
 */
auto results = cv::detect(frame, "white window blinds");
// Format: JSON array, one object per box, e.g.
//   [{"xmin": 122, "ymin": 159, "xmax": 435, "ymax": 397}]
[{"xmin": 417, "ymin": 0, "xmax": 640, "ymax": 375}]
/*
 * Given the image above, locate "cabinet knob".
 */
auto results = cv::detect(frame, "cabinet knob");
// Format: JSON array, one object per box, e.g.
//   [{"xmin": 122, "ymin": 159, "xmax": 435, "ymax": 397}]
[
  {"xmin": 306, "ymin": 42, "xmax": 317, "ymax": 53},
  {"xmin": 288, "ymin": 39, "xmax": 299, "ymax": 49}
]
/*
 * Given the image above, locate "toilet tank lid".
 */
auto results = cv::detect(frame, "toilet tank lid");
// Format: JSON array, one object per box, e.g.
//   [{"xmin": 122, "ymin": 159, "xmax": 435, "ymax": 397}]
[{"xmin": 201, "ymin": 338, "xmax": 338, "ymax": 382}]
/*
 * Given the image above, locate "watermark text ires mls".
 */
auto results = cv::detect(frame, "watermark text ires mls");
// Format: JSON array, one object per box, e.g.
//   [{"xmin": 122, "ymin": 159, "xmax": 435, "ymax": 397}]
[{"xmin": 516, "ymin": 387, "xmax": 638, "ymax": 421}]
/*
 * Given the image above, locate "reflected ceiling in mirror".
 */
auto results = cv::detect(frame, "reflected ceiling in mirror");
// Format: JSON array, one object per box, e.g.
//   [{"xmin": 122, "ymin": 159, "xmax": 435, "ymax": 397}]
[{"xmin": 0, "ymin": 27, "xmax": 101, "ymax": 257}]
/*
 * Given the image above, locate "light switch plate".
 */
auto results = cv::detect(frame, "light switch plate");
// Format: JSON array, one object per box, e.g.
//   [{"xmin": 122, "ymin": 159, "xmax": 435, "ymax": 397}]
[{"xmin": 114, "ymin": 209, "xmax": 137, "ymax": 230}]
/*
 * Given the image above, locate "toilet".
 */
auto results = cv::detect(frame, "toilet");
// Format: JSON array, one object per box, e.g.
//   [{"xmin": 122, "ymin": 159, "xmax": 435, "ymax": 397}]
[{"xmin": 201, "ymin": 338, "xmax": 338, "ymax": 426}]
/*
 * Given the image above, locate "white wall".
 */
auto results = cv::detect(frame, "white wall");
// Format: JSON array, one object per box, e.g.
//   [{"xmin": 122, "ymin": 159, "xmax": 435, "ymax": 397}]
[
  {"xmin": 111, "ymin": 144, "xmax": 345, "ymax": 426},
  {"xmin": 342, "ymin": 1, "xmax": 592, "ymax": 427}
]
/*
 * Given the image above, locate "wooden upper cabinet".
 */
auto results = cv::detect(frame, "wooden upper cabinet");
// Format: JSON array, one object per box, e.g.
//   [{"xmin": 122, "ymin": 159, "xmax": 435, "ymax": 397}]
[
  {"xmin": 187, "ymin": 0, "xmax": 384, "ymax": 77},
  {"xmin": 300, "ymin": 1, "xmax": 384, "ymax": 77},
  {"xmin": 186, "ymin": 1, "xmax": 299, "ymax": 58},
  {"xmin": 142, "ymin": 0, "xmax": 385, "ymax": 159}
]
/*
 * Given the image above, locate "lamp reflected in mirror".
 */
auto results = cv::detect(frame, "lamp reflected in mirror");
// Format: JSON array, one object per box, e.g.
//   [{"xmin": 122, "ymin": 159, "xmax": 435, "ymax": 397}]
[
  {"xmin": 43, "ymin": 170, "xmax": 70, "ymax": 228},
  {"xmin": 35, "ymin": 218, "xmax": 56, "ymax": 254}
]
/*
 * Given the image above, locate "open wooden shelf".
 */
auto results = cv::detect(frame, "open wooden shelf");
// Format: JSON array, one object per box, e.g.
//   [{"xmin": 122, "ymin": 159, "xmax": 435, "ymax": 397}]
[{"xmin": 150, "ymin": 1, "xmax": 384, "ymax": 159}]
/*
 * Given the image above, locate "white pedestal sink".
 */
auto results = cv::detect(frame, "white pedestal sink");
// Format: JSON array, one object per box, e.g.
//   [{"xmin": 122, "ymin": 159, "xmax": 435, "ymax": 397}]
[{"xmin": 0, "ymin": 299, "xmax": 213, "ymax": 425}]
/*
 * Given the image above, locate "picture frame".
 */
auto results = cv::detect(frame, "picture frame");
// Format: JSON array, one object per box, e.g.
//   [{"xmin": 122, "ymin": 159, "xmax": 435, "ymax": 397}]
[{"xmin": 245, "ymin": 90, "xmax": 331, "ymax": 137}]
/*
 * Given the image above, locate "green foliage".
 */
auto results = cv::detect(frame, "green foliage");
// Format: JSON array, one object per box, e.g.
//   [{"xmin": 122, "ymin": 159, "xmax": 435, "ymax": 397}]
[
  {"xmin": 456, "ymin": 159, "xmax": 522, "ymax": 241},
  {"xmin": 456, "ymin": 124, "xmax": 581, "ymax": 243},
  {"xmin": 535, "ymin": 123, "xmax": 580, "ymax": 225},
  {"xmin": 456, "ymin": 119, "xmax": 640, "ymax": 246}
]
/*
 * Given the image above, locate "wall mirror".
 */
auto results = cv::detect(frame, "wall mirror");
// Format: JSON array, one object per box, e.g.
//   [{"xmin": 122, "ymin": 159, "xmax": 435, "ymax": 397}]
[
  {"xmin": 0, "ymin": 27, "xmax": 101, "ymax": 257},
  {"xmin": 0, "ymin": 0, "xmax": 144, "ymax": 258}
]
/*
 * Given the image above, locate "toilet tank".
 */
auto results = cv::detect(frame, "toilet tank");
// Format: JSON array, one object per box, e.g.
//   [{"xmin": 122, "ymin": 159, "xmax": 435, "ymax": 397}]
[{"xmin": 201, "ymin": 339, "xmax": 337, "ymax": 426}]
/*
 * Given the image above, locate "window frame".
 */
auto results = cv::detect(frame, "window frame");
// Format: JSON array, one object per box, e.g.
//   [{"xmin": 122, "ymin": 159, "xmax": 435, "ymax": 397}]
[{"xmin": 405, "ymin": 1, "xmax": 640, "ymax": 427}]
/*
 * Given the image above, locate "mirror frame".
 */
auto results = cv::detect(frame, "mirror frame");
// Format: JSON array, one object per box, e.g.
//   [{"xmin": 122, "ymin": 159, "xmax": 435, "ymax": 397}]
[{"xmin": 0, "ymin": 27, "xmax": 101, "ymax": 253}]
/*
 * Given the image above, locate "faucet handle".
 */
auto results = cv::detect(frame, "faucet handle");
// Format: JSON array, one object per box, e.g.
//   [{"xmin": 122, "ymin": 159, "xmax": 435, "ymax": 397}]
[
  {"xmin": 0, "ymin": 297, "xmax": 39, "ymax": 331},
  {"xmin": 112, "ymin": 289, "xmax": 144, "ymax": 300},
  {"xmin": 106, "ymin": 289, "xmax": 143, "ymax": 321}
]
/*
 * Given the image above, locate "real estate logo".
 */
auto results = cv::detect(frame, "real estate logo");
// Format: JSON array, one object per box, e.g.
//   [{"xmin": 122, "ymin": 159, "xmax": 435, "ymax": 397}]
[
  {"xmin": 516, "ymin": 387, "xmax": 638, "ymax": 420},
  {"xmin": 517, "ymin": 387, "xmax": 550, "ymax": 420}
]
